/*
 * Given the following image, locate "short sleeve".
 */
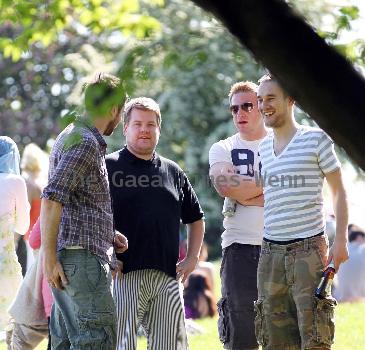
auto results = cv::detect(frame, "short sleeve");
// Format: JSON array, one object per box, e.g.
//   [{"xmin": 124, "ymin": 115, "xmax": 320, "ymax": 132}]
[
  {"xmin": 42, "ymin": 137, "xmax": 97, "ymax": 205},
  {"xmin": 317, "ymin": 131, "xmax": 341, "ymax": 175},
  {"xmin": 180, "ymin": 173, "xmax": 204, "ymax": 224},
  {"xmin": 209, "ymin": 141, "xmax": 231, "ymax": 167}
]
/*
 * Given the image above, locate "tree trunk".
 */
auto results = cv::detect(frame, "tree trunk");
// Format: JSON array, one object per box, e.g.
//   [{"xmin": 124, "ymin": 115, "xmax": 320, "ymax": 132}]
[{"xmin": 192, "ymin": 0, "xmax": 365, "ymax": 170}]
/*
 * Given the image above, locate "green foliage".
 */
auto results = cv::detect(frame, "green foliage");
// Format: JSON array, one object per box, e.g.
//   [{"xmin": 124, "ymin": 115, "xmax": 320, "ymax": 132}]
[
  {"xmin": 315, "ymin": 4, "xmax": 365, "ymax": 66},
  {"xmin": 104, "ymin": 0, "xmax": 263, "ymax": 253},
  {"xmin": 139, "ymin": 292, "xmax": 365, "ymax": 350},
  {"xmin": 330, "ymin": 5, "xmax": 360, "ymax": 40},
  {"xmin": 289, "ymin": 1, "xmax": 365, "ymax": 66},
  {"xmin": 0, "ymin": 1, "xmax": 163, "ymax": 152},
  {"xmin": 1, "ymin": 0, "xmax": 364, "ymax": 255},
  {"xmin": 0, "ymin": 0, "xmax": 162, "ymax": 61}
]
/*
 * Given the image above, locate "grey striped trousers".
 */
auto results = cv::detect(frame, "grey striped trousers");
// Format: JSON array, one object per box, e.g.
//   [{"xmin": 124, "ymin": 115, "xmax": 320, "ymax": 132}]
[{"xmin": 113, "ymin": 269, "xmax": 188, "ymax": 350}]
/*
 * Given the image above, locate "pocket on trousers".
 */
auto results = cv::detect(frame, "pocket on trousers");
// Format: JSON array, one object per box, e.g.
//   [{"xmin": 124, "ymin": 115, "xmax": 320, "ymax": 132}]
[
  {"xmin": 77, "ymin": 310, "xmax": 116, "ymax": 349},
  {"xmin": 217, "ymin": 298, "xmax": 230, "ymax": 344},
  {"xmin": 220, "ymin": 249, "xmax": 228, "ymax": 277},
  {"xmin": 62, "ymin": 263, "xmax": 77, "ymax": 278},
  {"xmin": 313, "ymin": 296, "xmax": 337, "ymax": 346},
  {"xmin": 85, "ymin": 257, "xmax": 103, "ymax": 291},
  {"xmin": 254, "ymin": 299, "xmax": 265, "ymax": 346}
]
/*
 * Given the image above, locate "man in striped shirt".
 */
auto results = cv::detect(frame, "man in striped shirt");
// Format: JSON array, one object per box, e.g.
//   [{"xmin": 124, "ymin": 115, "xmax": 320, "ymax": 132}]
[{"xmin": 255, "ymin": 73, "xmax": 349, "ymax": 350}]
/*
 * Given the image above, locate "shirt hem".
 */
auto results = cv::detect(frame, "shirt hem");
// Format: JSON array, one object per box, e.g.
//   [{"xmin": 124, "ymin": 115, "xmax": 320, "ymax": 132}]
[
  {"xmin": 263, "ymin": 228, "xmax": 325, "ymax": 242},
  {"xmin": 221, "ymin": 238, "xmax": 263, "ymax": 249}
]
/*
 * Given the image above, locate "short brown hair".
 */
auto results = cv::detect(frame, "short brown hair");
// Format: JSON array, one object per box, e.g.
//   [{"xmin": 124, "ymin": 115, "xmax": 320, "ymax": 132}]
[
  {"xmin": 258, "ymin": 72, "xmax": 289, "ymax": 97},
  {"xmin": 228, "ymin": 81, "xmax": 258, "ymax": 102},
  {"xmin": 258, "ymin": 72, "xmax": 277, "ymax": 84},
  {"xmin": 83, "ymin": 72, "xmax": 127, "ymax": 117},
  {"xmin": 123, "ymin": 97, "xmax": 161, "ymax": 127}
]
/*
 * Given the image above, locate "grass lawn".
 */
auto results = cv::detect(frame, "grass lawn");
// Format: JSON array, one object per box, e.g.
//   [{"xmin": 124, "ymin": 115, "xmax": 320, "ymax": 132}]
[
  {"xmin": 137, "ymin": 302, "xmax": 365, "ymax": 349},
  {"xmin": 2, "ymin": 303, "xmax": 365, "ymax": 349},
  {"xmin": 2, "ymin": 260, "xmax": 365, "ymax": 349}
]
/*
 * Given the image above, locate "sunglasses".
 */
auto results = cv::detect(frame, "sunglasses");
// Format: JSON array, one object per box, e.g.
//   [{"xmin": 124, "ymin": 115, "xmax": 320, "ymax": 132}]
[{"xmin": 230, "ymin": 102, "xmax": 254, "ymax": 114}]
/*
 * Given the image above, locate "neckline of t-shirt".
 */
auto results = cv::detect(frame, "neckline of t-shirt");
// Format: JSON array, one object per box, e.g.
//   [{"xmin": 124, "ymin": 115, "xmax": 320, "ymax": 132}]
[
  {"xmin": 236, "ymin": 133, "xmax": 263, "ymax": 144},
  {"xmin": 271, "ymin": 126, "xmax": 303, "ymax": 159},
  {"xmin": 123, "ymin": 146, "xmax": 159, "ymax": 166}
]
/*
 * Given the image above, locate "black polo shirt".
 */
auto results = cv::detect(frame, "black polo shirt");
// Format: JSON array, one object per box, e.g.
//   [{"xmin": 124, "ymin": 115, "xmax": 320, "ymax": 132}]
[{"xmin": 106, "ymin": 147, "xmax": 204, "ymax": 278}]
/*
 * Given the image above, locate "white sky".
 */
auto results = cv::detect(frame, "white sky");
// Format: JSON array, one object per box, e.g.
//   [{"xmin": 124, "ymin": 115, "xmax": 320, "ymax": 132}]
[
  {"xmin": 341, "ymin": 1, "xmax": 365, "ymax": 227},
  {"xmin": 324, "ymin": 165, "xmax": 365, "ymax": 229},
  {"xmin": 340, "ymin": 0, "xmax": 365, "ymax": 41},
  {"xmin": 320, "ymin": 1, "xmax": 365, "ymax": 228}
]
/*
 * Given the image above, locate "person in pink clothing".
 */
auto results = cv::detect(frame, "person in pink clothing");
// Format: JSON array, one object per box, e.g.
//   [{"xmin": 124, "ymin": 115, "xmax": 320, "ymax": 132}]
[
  {"xmin": 8, "ymin": 216, "xmax": 52, "ymax": 350},
  {"xmin": 9, "ymin": 218, "xmax": 53, "ymax": 350},
  {"xmin": 29, "ymin": 218, "xmax": 54, "ymax": 321}
]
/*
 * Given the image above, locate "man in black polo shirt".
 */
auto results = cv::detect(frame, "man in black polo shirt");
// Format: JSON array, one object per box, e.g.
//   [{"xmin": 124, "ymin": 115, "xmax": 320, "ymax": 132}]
[{"xmin": 106, "ymin": 97, "xmax": 205, "ymax": 350}]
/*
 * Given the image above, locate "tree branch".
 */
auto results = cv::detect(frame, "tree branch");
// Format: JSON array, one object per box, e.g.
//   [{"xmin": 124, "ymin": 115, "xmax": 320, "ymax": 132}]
[{"xmin": 192, "ymin": 0, "xmax": 365, "ymax": 170}]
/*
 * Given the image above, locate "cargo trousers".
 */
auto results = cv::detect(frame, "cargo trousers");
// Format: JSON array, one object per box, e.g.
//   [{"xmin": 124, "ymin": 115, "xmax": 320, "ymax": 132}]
[{"xmin": 255, "ymin": 234, "xmax": 336, "ymax": 350}]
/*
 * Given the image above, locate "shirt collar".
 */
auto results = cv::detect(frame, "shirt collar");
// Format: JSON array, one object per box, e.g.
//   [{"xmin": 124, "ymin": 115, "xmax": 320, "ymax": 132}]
[{"xmin": 75, "ymin": 118, "xmax": 107, "ymax": 148}]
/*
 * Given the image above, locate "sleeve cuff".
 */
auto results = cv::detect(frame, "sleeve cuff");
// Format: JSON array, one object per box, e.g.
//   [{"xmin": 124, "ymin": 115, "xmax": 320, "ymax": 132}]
[
  {"xmin": 41, "ymin": 189, "xmax": 69, "ymax": 205},
  {"xmin": 182, "ymin": 213, "xmax": 205, "ymax": 225}
]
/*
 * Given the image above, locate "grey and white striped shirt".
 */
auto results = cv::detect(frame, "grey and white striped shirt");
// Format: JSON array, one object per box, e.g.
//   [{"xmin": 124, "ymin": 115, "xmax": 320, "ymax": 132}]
[{"xmin": 259, "ymin": 126, "xmax": 340, "ymax": 241}]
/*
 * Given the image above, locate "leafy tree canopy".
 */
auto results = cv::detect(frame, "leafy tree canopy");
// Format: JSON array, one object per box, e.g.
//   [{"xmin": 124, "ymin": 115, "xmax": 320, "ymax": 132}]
[
  {"xmin": 0, "ymin": 0, "xmax": 162, "ymax": 60},
  {"xmin": 1, "ymin": 0, "xmax": 364, "ymax": 256}
]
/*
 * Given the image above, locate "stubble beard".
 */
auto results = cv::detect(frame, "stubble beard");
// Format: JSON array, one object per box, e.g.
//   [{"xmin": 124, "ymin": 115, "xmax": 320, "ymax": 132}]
[
  {"xmin": 265, "ymin": 114, "xmax": 285, "ymax": 129},
  {"xmin": 104, "ymin": 118, "xmax": 119, "ymax": 136}
]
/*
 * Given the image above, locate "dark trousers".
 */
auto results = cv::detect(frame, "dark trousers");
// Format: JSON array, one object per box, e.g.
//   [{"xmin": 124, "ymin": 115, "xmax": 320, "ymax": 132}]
[{"xmin": 218, "ymin": 243, "xmax": 261, "ymax": 350}]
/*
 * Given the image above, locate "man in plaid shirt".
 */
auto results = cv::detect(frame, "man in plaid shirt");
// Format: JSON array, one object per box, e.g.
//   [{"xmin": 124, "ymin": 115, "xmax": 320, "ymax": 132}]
[{"xmin": 41, "ymin": 73, "xmax": 128, "ymax": 350}]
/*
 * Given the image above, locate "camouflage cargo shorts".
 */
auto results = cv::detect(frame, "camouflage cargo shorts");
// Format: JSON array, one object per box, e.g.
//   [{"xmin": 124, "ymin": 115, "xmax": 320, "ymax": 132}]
[{"xmin": 254, "ymin": 234, "xmax": 337, "ymax": 350}]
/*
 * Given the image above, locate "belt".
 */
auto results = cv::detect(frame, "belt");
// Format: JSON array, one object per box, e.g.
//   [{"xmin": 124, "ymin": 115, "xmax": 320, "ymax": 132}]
[{"xmin": 263, "ymin": 231, "xmax": 324, "ymax": 245}]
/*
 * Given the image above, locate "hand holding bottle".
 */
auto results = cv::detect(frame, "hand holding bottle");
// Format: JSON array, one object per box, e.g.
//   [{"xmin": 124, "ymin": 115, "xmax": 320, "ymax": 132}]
[{"xmin": 315, "ymin": 261, "xmax": 336, "ymax": 299}]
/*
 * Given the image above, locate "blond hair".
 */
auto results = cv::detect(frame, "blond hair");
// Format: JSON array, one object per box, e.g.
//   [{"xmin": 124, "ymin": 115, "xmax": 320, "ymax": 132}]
[
  {"xmin": 21, "ymin": 143, "xmax": 48, "ymax": 175},
  {"xmin": 228, "ymin": 81, "xmax": 258, "ymax": 102},
  {"xmin": 21, "ymin": 143, "xmax": 49, "ymax": 190}
]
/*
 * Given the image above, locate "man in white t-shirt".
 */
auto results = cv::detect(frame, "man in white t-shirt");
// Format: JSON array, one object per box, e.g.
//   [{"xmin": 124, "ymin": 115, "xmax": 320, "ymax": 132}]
[
  {"xmin": 209, "ymin": 81, "xmax": 266, "ymax": 350},
  {"xmin": 256, "ymin": 73, "xmax": 349, "ymax": 350}
]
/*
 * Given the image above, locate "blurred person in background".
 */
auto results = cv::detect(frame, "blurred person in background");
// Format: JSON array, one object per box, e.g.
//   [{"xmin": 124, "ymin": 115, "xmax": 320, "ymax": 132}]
[
  {"xmin": 29, "ymin": 219, "xmax": 53, "ymax": 337},
  {"xmin": 192, "ymin": 241, "xmax": 215, "ymax": 291},
  {"xmin": 325, "ymin": 214, "xmax": 336, "ymax": 246},
  {"xmin": 0, "ymin": 136, "xmax": 30, "ymax": 337},
  {"xmin": 184, "ymin": 270, "xmax": 217, "ymax": 320},
  {"xmin": 19, "ymin": 143, "xmax": 49, "ymax": 270},
  {"xmin": 334, "ymin": 225, "xmax": 365, "ymax": 303},
  {"xmin": 9, "ymin": 218, "xmax": 51, "ymax": 350}
]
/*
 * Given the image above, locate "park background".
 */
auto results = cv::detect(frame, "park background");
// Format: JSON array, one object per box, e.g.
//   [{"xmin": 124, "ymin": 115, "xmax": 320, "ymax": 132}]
[
  {"xmin": 1, "ymin": 0, "xmax": 365, "ymax": 348},
  {"xmin": 1, "ymin": 262, "xmax": 365, "ymax": 349}
]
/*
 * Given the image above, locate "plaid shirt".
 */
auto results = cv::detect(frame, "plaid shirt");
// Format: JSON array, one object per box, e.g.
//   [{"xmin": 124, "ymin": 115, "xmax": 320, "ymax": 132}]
[{"xmin": 42, "ymin": 119, "xmax": 116, "ymax": 267}]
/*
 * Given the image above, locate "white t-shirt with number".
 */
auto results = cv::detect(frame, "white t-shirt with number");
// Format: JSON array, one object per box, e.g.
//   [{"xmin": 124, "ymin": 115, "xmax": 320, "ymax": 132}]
[{"xmin": 209, "ymin": 133, "xmax": 264, "ymax": 248}]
